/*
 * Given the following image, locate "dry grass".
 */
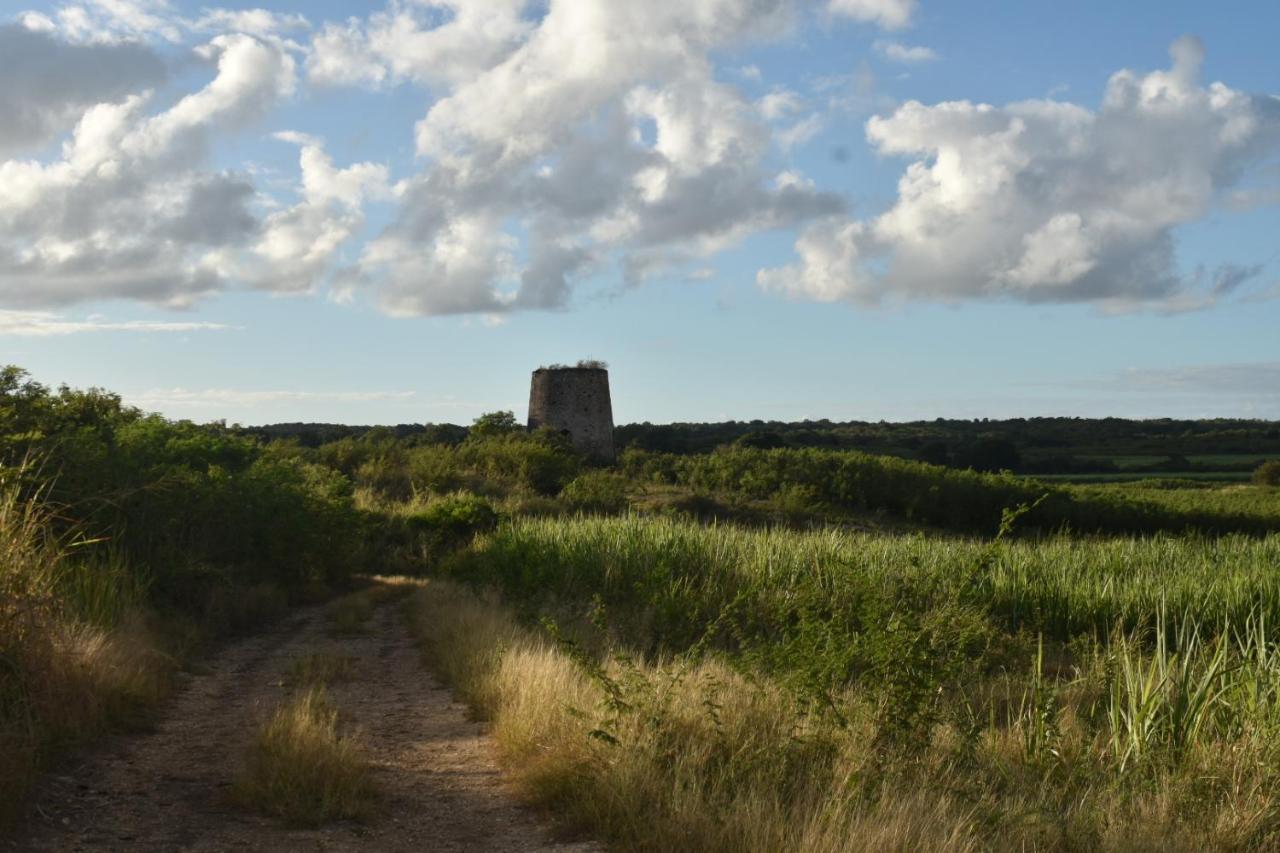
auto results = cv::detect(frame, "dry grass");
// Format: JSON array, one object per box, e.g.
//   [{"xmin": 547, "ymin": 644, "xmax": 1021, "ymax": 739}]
[
  {"xmin": 232, "ymin": 687, "xmax": 376, "ymax": 827},
  {"xmin": 0, "ymin": 486, "xmax": 175, "ymax": 826},
  {"xmin": 285, "ymin": 650, "xmax": 356, "ymax": 687},
  {"xmin": 407, "ymin": 578, "xmax": 1280, "ymax": 852},
  {"xmin": 406, "ymin": 580, "xmax": 987, "ymax": 852}
]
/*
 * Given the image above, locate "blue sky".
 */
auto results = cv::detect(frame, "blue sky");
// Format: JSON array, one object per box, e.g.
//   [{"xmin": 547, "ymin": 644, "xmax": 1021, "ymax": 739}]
[{"xmin": 2, "ymin": 0, "xmax": 1277, "ymax": 425}]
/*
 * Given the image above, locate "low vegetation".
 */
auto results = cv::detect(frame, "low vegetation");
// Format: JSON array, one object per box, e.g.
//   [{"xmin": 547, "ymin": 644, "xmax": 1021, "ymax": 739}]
[
  {"xmin": 6, "ymin": 362, "xmax": 1280, "ymax": 847},
  {"xmin": 231, "ymin": 687, "xmax": 375, "ymax": 827},
  {"xmin": 426, "ymin": 517, "xmax": 1280, "ymax": 850}
]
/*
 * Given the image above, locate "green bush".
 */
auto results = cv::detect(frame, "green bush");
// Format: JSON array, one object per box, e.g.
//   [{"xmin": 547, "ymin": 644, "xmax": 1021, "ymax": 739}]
[
  {"xmin": 0, "ymin": 366, "xmax": 365, "ymax": 606},
  {"xmin": 1254, "ymin": 460, "xmax": 1280, "ymax": 487},
  {"xmin": 561, "ymin": 470, "xmax": 631, "ymax": 513},
  {"xmin": 419, "ymin": 492, "xmax": 499, "ymax": 535}
]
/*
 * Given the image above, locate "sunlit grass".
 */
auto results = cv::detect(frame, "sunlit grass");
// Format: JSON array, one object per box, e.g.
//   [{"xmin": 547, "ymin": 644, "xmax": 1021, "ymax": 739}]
[
  {"xmin": 419, "ymin": 516, "xmax": 1280, "ymax": 851},
  {"xmin": 232, "ymin": 687, "xmax": 375, "ymax": 827}
]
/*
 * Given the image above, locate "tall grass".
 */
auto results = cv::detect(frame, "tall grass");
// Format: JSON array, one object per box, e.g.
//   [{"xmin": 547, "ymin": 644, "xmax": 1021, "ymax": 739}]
[
  {"xmin": 425, "ymin": 516, "xmax": 1280, "ymax": 850},
  {"xmin": 410, "ymin": 577, "xmax": 1280, "ymax": 851},
  {"xmin": 0, "ymin": 481, "xmax": 172, "ymax": 825},
  {"xmin": 407, "ymin": 581, "xmax": 987, "ymax": 852},
  {"xmin": 444, "ymin": 515, "xmax": 1280, "ymax": 657}
]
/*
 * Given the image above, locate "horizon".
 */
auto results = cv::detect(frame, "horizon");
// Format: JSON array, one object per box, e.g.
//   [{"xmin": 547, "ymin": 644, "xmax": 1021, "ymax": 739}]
[{"xmin": 3, "ymin": 1, "xmax": 1278, "ymax": 425}]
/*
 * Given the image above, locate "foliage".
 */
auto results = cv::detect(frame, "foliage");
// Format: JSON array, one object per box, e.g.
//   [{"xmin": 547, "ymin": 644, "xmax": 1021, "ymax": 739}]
[
  {"xmin": 1255, "ymin": 460, "xmax": 1280, "ymax": 486},
  {"xmin": 560, "ymin": 470, "xmax": 631, "ymax": 513},
  {"xmin": 1, "ymin": 367, "xmax": 364, "ymax": 600},
  {"xmin": 469, "ymin": 410, "xmax": 521, "ymax": 438},
  {"xmin": 619, "ymin": 446, "xmax": 1279, "ymax": 536}
]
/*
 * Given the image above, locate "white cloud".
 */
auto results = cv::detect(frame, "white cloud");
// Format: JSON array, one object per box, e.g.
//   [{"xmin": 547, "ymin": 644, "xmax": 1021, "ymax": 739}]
[
  {"xmin": 0, "ymin": 23, "xmax": 167, "ymax": 157},
  {"xmin": 874, "ymin": 39, "xmax": 937, "ymax": 63},
  {"xmin": 31, "ymin": 0, "xmax": 185, "ymax": 42},
  {"xmin": 828, "ymin": 0, "xmax": 915, "ymax": 30},
  {"xmin": 306, "ymin": 0, "xmax": 530, "ymax": 88},
  {"xmin": 191, "ymin": 9, "xmax": 310, "ymax": 38},
  {"xmin": 305, "ymin": 18, "xmax": 387, "ymax": 87},
  {"xmin": 760, "ymin": 37, "xmax": 1280, "ymax": 311},
  {"xmin": 0, "ymin": 309, "xmax": 235, "ymax": 335},
  {"xmin": 344, "ymin": 0, "xmax": 841, "ymax": 315},
  {"xmin": 758, "ymin": 87, "xmax": 804, "ymax": 121},
  {"xmin": 17, "ymin": 1, "xmax": 310, "ymax": 44},
  {"xmin": 129, "ymin": 388, "xmax": 417, "ymax": 407},
  {"xmin": 0, "ymin": 31, "xmax": 346, "ymax": 309}
]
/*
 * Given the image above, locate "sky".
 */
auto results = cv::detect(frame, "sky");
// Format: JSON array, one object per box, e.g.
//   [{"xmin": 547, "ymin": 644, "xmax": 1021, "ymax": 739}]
[{"xmin": 1, "ymin": 0, "xmax": 1278, "ymax": 426}]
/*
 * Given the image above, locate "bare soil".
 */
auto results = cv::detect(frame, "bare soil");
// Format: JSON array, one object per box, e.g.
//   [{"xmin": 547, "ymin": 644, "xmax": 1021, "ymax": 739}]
[{"xmin": 10, "ymin": 598, "xmax": 599, "ymax": 852}]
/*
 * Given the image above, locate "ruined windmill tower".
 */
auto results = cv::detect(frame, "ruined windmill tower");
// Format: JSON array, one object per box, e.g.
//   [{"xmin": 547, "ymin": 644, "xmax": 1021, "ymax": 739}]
[{"xmin": 527, "ymin": 362, "xmax": 615, "ymax": 462}]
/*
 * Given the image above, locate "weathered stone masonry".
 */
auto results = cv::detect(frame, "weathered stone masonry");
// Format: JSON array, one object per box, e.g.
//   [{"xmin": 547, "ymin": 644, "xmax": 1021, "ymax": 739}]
[{"xmin": 527, "ymin": 366, "xmax": 615, "ymax": 462}]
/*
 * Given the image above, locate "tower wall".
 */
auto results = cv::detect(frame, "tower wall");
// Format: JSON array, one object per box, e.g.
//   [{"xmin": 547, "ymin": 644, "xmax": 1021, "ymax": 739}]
[{"xmin": 527, "ymin": 367, "xmax": 615, "ymax": 462}]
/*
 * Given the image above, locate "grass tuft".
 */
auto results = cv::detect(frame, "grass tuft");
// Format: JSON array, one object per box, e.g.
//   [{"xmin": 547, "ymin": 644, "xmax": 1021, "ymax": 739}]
[{"xmin": 232, "ymin": 687, "xmax": 375, "ymax": 827}]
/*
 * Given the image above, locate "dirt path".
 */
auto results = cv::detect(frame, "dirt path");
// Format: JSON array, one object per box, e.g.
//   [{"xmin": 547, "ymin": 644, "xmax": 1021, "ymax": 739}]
[{"xmin": 11, "ymin": 596, "xmax": 599, "ymax": 852}]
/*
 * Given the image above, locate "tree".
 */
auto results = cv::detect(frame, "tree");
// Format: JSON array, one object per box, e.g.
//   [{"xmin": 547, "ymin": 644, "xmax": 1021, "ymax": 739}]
[
  {"xmin": 955, "ymin": 437, "xmax": 1021, "ymax": 473},
  {"xmin": 736, "ymin": 431, "xmax": 786, "ymax": 450},
  {"xmin": 469, "ymin": 410, "xmax": 520, "ymax": 438}
]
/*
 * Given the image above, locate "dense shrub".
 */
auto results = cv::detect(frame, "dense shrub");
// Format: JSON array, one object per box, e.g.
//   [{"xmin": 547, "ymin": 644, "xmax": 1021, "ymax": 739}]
[
  {"xmin": 1, "ymin": 367, "xmax": 364, "ymax": 600},
  {"xmin": 371, "ymin": 492, "xmax": 500, "ymax": 572},
  {"xmin": 1254, "ymin": 460, "xmax": 1280, "ymax": 486},
  {"xmin": 561, "ymin": 470, "xmax": 631, "ymax": 513}
]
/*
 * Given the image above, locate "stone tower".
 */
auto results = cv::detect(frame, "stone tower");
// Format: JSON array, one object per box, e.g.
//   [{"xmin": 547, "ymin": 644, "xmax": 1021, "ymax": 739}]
[{"xmin": 527, "ymin": 364, "xmax": 615, "ymax": 462}]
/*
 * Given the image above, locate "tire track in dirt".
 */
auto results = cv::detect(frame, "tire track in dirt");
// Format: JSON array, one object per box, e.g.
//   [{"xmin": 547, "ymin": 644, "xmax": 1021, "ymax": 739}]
[{"xmin": 11, "ymin": 594, "xmax": 598, "ymax": 852}]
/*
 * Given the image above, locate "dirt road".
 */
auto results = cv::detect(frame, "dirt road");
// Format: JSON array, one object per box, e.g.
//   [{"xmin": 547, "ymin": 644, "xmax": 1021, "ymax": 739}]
[{"xmin": 11, "ymin": 595, "xmax": 598, "ymax": 852}]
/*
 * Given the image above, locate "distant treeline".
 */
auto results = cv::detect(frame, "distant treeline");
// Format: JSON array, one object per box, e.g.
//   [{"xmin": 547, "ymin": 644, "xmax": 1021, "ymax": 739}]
[
  {"xmin": 244, "ymin": 421, "xmax": 468, "ymax": 447},
  {"xmin": 249, "ymin": 416, "xmax": 1280, "ymax": 475}
]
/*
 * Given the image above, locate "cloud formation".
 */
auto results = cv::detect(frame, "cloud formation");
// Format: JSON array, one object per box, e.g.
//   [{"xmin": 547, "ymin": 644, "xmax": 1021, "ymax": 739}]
[
  {"xmin": 0, "ymin": 23, "xmax": 167, "ymax": 157},
  {"xmin": 0, "ymin": 309, "xmax": 235, "ymax": 335},
  {"xmin": 344, "ymin": 0, "xmax": 845, "ymax": 315},
  {"xmin": 760, "ymin": 37, "xmax": 1280, "ymax": 310},
  {"xmin": 2, "ymin": 6, "xmax": 1275, "ymax": 320},
  {"xmin": 0, "ymin": 31, "xmax": 298, "ymax": 307}
]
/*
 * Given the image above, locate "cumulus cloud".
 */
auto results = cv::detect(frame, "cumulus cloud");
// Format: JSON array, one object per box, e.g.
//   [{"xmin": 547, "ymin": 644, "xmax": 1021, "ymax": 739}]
[
  {"xmin": 828, "ymin": 0, "xmax": 915, "ymax": 30},
  {"xmin": 342, "ymin": 0, "xmax": 842, "ymax": 314},
  {"xmin": 760, "ymin": 37, "xmax": 1280, "ymax": 310},
  {"xmin": 0, "ymin": 23, "xmax": 167, "ymax": 157},
  {"xmin": 0, "ymin": 32, "xmax": 299, "ymax": 308},
  {"xmin": 307, "ymin": 0, "xmax": 530, "ymax": 88}
]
